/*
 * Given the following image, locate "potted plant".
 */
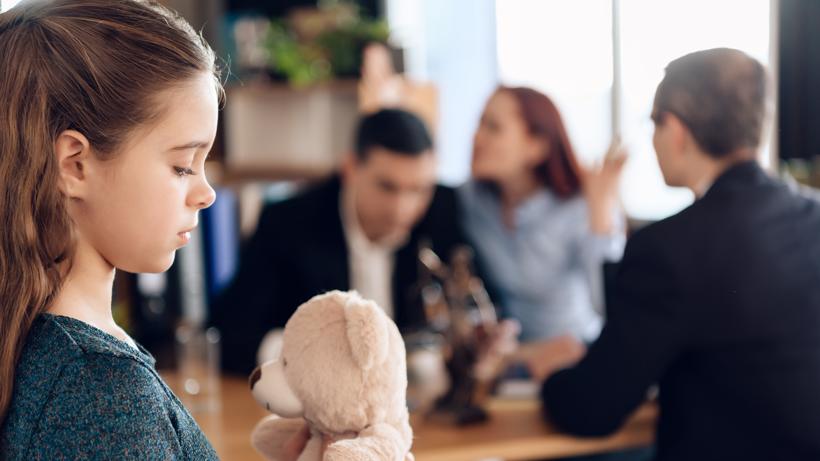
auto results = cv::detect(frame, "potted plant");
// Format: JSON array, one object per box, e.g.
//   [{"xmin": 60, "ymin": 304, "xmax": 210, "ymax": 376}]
[{"xmin": 265, "ymin": 2, "xmax": 390, "ymax": 87}]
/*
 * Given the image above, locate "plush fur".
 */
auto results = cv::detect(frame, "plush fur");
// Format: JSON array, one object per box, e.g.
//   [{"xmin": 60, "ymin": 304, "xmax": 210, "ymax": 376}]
[{"xmin": 250, "ymin": 291, "xmax": 414, "ymax": 461}]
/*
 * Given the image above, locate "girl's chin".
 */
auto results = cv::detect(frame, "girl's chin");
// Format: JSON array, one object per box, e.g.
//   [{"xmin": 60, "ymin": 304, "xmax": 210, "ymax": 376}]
[{"xmin": 118, "ymin": 253, "xmax": 176, "ymax": 274}]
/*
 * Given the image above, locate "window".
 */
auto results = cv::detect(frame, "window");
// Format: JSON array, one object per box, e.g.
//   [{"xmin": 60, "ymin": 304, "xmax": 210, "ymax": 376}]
[
  {"xmin": 1, "ymin": 0, "xmax": 23, "ymax": 13},
  {"xmin": 496, "ymin": 0, "xmax": 613, "ymax": 166},
  {"xmin": 496, "ymin": 0, "xmax": 774, "ymax": 220}
]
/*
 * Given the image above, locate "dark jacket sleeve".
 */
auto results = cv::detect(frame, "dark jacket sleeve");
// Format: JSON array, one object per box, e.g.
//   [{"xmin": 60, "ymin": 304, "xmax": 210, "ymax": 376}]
[
  {"xmin": 541, "ymin": 227, "xmax": 690, "ymax": 436},
  {"xmin": 209, "ymin": 203, "xmax": 286, "ymax": 375}
]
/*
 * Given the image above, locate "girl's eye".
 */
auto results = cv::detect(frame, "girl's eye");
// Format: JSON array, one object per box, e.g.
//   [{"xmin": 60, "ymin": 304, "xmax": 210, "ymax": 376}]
[{"xmin": 173, "ymin": 166, "xmax": 195, "ymax": 177}]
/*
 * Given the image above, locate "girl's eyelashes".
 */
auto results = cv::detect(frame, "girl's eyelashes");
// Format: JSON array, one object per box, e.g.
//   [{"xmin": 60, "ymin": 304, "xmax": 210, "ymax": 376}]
[{"xmin": 173, "ymin": 166, "xmax": 196, "ymax": 177}]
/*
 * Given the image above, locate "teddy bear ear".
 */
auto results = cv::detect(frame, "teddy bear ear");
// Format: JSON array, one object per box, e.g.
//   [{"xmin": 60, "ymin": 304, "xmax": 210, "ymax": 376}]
[{"xmin": 343, "ymin": 292, "xmax": 390, "ymax": 371}]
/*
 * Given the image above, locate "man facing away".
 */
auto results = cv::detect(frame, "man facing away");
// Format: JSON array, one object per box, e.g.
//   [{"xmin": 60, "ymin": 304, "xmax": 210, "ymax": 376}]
[{"xmin": 541, "ymin": 48, "xmax": 820, "ymax": 460}]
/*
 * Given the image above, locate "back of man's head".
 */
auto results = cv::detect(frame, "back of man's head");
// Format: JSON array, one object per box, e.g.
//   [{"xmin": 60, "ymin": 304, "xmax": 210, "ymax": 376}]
[
  {"xmin": 355, "ymin": 108, "xmax": 433, "ymax": 161},
  {"xmin": 653, "ymin": 48, "xmax": 769, "ymax": 158}
]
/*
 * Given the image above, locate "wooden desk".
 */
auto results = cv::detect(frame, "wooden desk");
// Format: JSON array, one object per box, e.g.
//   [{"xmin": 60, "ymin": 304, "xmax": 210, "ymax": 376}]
[{"xmin": 162, "ymin": 373, "xmax": 656, "ymax": 461}]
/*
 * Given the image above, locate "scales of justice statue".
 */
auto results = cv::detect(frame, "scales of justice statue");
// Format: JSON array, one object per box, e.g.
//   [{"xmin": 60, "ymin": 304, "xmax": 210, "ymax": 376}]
[{"xmin": 409, "ymin": 241, "xmax": 519, "ymax": 425}]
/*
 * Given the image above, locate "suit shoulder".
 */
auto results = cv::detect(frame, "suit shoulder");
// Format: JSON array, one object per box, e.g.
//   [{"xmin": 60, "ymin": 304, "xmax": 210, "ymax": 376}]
[
  {"xmin": 263, "ymin": 178, "xmax": 338, "ymax": 213},
  {"xmin": 624, "ymin": 203, "xmax": 705, "ymax": 263},
  {"xmin": 257, "ymin": 178, "xmax": 341, "ymax": 230},
  {"xmin": 427, "ymin": 184, "xmax": 459, "ymax": 213}
]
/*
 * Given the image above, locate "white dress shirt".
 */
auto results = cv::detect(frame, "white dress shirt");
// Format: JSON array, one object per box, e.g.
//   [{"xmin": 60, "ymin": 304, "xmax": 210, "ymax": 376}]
[
  {"xmin": 340, "ymin": 186, "xmax": 406, "ymax": 319},
  {"xmin": 257, "ymin": 185, "xmax": 406, "ymax": 365}
]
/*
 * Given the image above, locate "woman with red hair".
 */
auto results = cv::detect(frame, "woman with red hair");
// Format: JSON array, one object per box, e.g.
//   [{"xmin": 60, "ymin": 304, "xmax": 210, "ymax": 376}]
[{"xmin": 459, "ymin": 86, "xmax": 626, "ymax": 375}]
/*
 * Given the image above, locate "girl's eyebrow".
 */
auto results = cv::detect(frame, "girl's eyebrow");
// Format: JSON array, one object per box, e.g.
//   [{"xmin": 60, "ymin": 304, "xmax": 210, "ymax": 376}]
[{"xmin": 168, "ymin": 141, "xmax": 210, "ymax": 151}]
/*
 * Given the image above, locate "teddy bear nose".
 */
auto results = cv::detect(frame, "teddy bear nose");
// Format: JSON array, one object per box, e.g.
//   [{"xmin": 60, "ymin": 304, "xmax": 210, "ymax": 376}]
[{"xmin": 249, "ymin": 366, "xmax": 262, "ymax": 390}]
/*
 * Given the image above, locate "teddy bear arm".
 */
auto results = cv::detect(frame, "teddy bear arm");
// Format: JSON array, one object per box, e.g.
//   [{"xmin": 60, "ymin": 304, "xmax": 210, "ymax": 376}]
[
  {"xmin": 251, "ymin": 415, "xmax": 307, "ymax": 461},
  {"xmin": 323, "ymin": 423, "xmax": 410, "ymax": 461}
]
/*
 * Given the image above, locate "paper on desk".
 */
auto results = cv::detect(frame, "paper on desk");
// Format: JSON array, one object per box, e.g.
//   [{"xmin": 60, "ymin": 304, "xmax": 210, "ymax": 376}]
[{"xmin": 495, "ymin": 379, "xmax": 540, "ymax": 399}]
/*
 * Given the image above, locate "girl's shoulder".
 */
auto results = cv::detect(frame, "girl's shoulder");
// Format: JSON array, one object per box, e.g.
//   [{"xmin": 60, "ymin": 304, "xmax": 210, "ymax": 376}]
[
  {"xmin": 2, "ymin": 315, "xmax": 211, "ymax": 460},
  {"xmin": 18, "ymin": 314, "xmax": 157, "ymax": 381},
  {"xmin": 9, "ymin": 314, "xmax": 166, "ymax": 424}
]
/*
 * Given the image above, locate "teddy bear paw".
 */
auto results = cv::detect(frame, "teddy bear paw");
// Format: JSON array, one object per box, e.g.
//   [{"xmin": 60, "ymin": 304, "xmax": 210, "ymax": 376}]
[{"xmin": 324, "ymin": 440, "xmax": 404, "ymax": 461}]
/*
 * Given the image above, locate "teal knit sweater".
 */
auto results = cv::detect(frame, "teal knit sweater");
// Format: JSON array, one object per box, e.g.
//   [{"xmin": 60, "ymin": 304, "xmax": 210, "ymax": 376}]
[{"xmin": 0, "ymin": 314, "xmax": 218, "ymax": 460}]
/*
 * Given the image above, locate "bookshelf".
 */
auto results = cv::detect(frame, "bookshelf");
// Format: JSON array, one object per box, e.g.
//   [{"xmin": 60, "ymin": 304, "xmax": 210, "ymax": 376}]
[{"xmin": 222, "ymin": 80, "xmax": 359, "ymax": 180}]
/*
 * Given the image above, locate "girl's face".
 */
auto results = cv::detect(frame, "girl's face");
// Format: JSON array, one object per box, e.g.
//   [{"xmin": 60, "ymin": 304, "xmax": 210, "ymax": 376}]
[
  {"xmin": 68, "ymin": 73, "xmax": 218, "ymax": 273},
  {"xmin": 471, "ymin": 90, "xmax": 546, "ymax": 183}
]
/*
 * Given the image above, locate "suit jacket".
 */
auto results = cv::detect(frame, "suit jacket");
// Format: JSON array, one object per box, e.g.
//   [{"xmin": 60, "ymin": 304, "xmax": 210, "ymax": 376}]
[
  {"xmin": 211, "ymin": 176, "xmax": 469, "ymax": 374},
  {"xmin": 542, "ymin": 161, "xmax": 820, "ymax": 460}
]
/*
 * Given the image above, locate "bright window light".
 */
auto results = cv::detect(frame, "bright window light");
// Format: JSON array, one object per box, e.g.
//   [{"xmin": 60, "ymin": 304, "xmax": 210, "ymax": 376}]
[
  {"xmin": 618, "ymin": 0, "xmax": 771, "ymax": 220},
  {"xmin": 1, "ymin": 0, "xmax": 23, "ymax": 13},
  {"xmin": 496, "ymin": 0, "xmax": 772, "ymax": 220},
  {"xmin": 496, "ymin": 0, "xmax": 613, "ymax": 165}
]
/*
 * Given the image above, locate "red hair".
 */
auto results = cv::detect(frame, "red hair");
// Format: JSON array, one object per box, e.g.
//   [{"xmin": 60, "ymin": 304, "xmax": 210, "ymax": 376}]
[{"xmin": 499, "ymin": 86, "xmax": 582, "ymax": 198}]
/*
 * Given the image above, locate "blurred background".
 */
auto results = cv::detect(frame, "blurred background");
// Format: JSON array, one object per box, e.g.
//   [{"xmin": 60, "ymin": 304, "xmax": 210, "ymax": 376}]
[
  {"xmin": 2, "ymin": 0, "xmax": 816, "ymax": 371},
  {"xmin": 4, "ymin": 1, "xmax": 820, "ymax": 460}
]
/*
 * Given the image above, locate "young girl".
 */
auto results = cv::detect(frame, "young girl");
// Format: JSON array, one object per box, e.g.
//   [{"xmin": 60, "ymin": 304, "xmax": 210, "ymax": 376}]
[{"xmin": 0, "ymin": 1, "xmax": 222, "ymax": 458}]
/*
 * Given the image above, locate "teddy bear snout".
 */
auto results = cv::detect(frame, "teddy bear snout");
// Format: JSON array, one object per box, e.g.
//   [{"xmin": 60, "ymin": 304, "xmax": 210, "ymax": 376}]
[{"xmin": 249, "ymin": 366, "xmax": 262, "ymax": 390}]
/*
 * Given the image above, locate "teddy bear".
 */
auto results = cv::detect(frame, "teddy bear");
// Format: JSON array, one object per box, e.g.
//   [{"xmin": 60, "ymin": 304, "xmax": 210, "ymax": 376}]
[{"xmin": 248, "ymin": 290, "xmax": 414, "ymax": 461}]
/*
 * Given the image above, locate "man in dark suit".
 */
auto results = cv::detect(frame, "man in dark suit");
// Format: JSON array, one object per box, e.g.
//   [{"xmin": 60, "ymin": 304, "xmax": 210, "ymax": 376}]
[
  {"xmin": 540, "ymin": 48, "xmax": 820, "ymax": 460},
  {"xmin": 211, "ymin": 109, "xmax": 468, "ymax": 374}
]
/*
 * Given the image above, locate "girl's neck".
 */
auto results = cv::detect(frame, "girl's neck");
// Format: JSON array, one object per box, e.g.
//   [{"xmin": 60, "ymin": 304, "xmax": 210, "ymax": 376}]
[{"xmin": 48, "ymin": 238, "xmax": 131, "ymax": 345}]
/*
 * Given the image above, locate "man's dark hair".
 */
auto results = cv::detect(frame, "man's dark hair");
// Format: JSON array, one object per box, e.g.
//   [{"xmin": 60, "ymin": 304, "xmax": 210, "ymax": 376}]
[
  {"xmin": 354, "ymin": 108, "xmax": 433, "ymax": 161},
  {"xmin": 652, "ymin": 48, "xmax": 769, "ymax": 158}
]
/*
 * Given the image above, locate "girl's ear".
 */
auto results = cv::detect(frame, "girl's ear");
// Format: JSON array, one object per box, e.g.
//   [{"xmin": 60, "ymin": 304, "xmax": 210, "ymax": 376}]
[{"xmin": 54, "ymin": 129, "xmax": 92, "ymax": 199}]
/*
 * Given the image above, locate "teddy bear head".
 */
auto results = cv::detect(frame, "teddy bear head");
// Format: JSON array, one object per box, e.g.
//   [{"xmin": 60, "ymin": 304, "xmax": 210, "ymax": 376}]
[{"xmin": 250, "ymin": 290, "xmax": 411, "ymax": 442}]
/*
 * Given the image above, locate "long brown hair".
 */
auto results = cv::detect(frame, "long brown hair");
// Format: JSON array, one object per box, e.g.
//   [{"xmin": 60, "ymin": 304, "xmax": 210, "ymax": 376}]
[
  {"xmin": 0, "ymin": 0, "xmax": 222, "ymax": 424},
  {"xmin": 499, "ymin": 86, "xmax": 582, "ymax": 198}
]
